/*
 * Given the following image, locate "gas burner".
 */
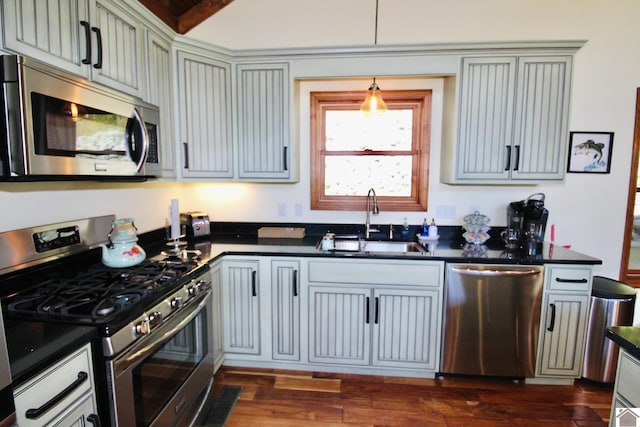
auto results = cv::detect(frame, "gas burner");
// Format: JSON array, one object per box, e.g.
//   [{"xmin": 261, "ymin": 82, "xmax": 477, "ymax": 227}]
[
  {"xmin": 161, "ymin": 248, "xmax": 201, "ymax": 261},
  {"xmin": 4, "ymin": 258, "xmax": 198, "ymax": 324}
]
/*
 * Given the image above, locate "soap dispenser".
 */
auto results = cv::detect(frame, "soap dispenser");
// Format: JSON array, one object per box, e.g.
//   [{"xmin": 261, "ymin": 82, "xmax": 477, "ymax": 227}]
[
  {"xmin": 428, "ymin": 219, "xmax": 438, "ymax": 238},
  {"xmin": 401, "ymin": 218, "xmax": 410, "ymax": 240},
  {"xmin": 421, "ymin": 218, "xmax": 428, "ymax": 236}
]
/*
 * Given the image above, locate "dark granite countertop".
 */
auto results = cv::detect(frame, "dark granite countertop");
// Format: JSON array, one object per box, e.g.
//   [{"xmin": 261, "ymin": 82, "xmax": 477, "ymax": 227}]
[
  {"xmin": 4, "ymin": 318, "xmax": 97, "ymax": 385},
  {"xmin": 173, "ymin": 221, "xmax": 601, "ymax": 265},
  {"xmin": 607, "ymin": 326, "xmax": 640, "ymax": 360}
]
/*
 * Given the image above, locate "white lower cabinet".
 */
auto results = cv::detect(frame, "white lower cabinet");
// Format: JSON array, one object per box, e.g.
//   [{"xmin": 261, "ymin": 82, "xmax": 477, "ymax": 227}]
[
  {"xmin": 13, "ymin": 343, "xmax": 98, "ymax": 427},
  {"xmin": 221, "ymin": 259, "xmax": 261, "ymax": 355},
  {"xmin": 271, "ymin": 259, "xmax": 300, "ymax": 361},
  {"xmin": 609, "ymin": 348, "xmax": 640, "ymax": 426},
  {"xmin": 308, "ymin": 285, "xmax": 440, "ymax": 370},
  {"xmin": 372, "ymin": 288, "xmax": 440, "ymax": 369},
  {"xmin": 307, "ymin": 259, "xmax": 444, "ymax": 374},
  {"xmin": 536, "ymin": 265, "xmax": 592, "ymax": 378},
  {"xmin": 308, "ymin": 285, "xmax": 370, "ymax": 366}
]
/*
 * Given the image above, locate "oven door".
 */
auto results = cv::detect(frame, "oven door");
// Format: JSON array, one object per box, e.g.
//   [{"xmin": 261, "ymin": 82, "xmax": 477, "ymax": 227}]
[{"xmin": 107, "ymin": 289, "xmax": 213, "ymax": 427}]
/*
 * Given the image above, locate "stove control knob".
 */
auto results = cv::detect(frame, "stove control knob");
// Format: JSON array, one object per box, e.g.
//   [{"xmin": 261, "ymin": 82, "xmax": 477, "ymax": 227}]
[
  {"xmin": 149, "ymin": 311, "xmax": 163, "ymax": 327},
  {"xmin": 136, "ymin": 319, "xmax": 151, "ymax": 335},
  {"xmin": 171, "ymin": 297, "xmax": 183, "ymax": 309},
  {"xmin": 188, "ymin": 282, "xmax": 202, "ymax": 297}
]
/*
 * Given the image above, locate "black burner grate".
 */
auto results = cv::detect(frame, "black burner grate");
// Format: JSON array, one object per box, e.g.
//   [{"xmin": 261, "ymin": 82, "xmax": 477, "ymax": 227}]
[{"xmin": 5, "ymin": 259, "xmax": 193, "ymax": 323}]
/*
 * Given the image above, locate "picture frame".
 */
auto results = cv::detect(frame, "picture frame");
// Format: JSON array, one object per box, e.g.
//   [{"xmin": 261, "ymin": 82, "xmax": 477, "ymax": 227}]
[{"xmin": 567, "ymin": 131, "xmax": 614, "ymax": 174}]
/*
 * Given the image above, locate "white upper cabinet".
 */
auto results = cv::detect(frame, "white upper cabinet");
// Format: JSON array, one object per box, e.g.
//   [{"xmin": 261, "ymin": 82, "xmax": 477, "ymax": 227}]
[
  {"xmin": 236, "ymin": 62, "xmax": 293, "ymax": 181},
  {"xmin": 90, "ymin": 0, "xmax": 145, "ymax": 97},
  {"xmin": 3, "ymin": 0, "xmax": 146, "ymax": 98},
  {"xmin": 443, "ymin": 55, "xmax": 573, "ymax": 184},
  {"xmin": 3, "ymin": 0, "xmax": 89, "ymax": 74},
  {"xmin": 145, "ymin": 29, "xmax": 176, "ymax": 178},
  {"xmin": 176, "ymin": 50, "xmax": 234, "ymax": 179}
]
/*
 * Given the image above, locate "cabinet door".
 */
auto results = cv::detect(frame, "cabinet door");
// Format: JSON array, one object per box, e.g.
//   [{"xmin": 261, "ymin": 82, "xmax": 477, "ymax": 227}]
[
  {"xmin": 222, "ymin": 260, "xmax": 261, "ymax": 355},
  {"xmin": 308, "ymin": 286, "xmax": 370, "ymax": 366},
  {"xmin": 90, "ymin": 0, "xmax": 145, "ymax": 97},
  {"xmin": 236, "ymin": 62, "xmax": 292, "ymax": 180},
  {"xmin": 271, "ymin": 260, "xmax": 300, "ymax": 361},
  {"xmin": 14, "ymin": 344, "xmax": 96, "ymax": 427},
  {"xmin": 372, "ymin": 288, "xmax": 440, "ymax": 370},
  {"xmin": 511, "ymin": 56, "xmax": 572, "ymax": 180},
  {"xmin": 538, "ymin": 293, "xmax": 589, "ymax": 377},
  {"xmin": 50, "ymin": 393, "xmax": 98, "ymax": 427},
  {"xmin": 2, "ymin": 0, "xmax": 91, "ymax": 76},
  {"xmin": 146, "ymin": 30, "xmax": 176, "ymax": 178},
  {"xmin": 210, "ymin": 263, "xmax": 224, "ymax": 370},
  {"xmin": 455, "ymin": 56, "xmax": 516, "ymax": 180},
  {"xmin": 177, "ymin": 50, "xmax": 234, "ymax": 179}
]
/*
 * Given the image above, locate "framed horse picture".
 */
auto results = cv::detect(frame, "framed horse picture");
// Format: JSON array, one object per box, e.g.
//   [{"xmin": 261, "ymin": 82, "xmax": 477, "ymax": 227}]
[{"xmin": 567, "ymin": 131, "xmax": 614, "ymax": 173}]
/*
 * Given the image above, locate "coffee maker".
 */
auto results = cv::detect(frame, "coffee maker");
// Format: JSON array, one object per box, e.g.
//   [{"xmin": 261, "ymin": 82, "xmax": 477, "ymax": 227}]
[{"xmin": 505, "ymin": 193, "xmax": 549, "ymax": 252}]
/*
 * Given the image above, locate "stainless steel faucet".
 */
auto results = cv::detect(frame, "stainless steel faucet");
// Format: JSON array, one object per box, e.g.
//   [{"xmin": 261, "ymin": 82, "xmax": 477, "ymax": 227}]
[{"xmin": 365, "ymin": 188, "xmax": 380, "ymax": 239}]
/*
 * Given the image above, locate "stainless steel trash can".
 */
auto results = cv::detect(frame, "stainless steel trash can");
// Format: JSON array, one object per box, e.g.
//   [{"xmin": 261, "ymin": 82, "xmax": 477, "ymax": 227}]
[{"xmin": 582, "ymin": 276, "xmax": 636, "ymax": 383}]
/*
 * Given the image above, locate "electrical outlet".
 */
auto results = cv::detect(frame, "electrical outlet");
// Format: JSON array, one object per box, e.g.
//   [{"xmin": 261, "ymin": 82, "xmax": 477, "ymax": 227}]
[
  {"xmin": 435, "ymin": 205, "xmax": 456, "ymax": 219},
  {"xmin": 278, "ymin": 203, "xmax": 286, "ymax": 217},
  {"xmin": 294, "ymin": 203, "xmax": 303, "ymax": 217}
]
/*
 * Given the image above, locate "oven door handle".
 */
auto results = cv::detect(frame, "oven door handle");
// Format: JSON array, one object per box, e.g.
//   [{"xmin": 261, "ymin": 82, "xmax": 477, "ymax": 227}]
[{"xmin": 115, "ymin": 290, "xmax": 210, "ymax": 375}]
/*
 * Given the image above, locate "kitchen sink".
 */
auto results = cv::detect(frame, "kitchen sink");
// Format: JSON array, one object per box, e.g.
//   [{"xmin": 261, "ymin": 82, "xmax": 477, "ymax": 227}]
[
  {"xmin": 318, "ymin": 238, "xmax": 426, "ymax": 254},
  {"xmin": 362, "ymin": 241, "xmax": 425, "ymax": 253}
]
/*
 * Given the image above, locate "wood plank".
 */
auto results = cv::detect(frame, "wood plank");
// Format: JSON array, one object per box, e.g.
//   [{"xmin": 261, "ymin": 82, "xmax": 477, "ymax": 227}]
[{"xmin": 213, "ymin": 367, "xmax": 613, "ymax": 426}]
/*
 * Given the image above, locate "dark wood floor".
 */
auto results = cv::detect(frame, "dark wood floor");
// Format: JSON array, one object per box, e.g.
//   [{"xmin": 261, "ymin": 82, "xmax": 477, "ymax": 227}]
[{"xmin": 213, "ymin": 366, "xmax": 613, "ymax": 426}]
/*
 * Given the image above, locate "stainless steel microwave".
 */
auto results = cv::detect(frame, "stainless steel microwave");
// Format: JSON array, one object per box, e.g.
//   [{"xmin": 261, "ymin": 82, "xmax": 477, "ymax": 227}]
[{"xmin": 0, "ymin": 55, "xmax": 161, "ymax": 181}]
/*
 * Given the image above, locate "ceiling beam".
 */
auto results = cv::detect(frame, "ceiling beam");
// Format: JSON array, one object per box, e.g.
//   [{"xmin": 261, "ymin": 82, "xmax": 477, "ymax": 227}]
[
  {"xmin": 178, "ymin": 0, "xmax": 234, "ymax": 34},
  {"xmin": 137, "ymin": 0, "xmax": 234, "ymax": 34}
]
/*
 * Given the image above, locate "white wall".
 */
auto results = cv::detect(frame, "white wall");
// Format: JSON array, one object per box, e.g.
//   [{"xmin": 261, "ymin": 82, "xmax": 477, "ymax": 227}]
[
  {"xmin": 2, "ymin": 0, "xmax": 640, "ymax": 284},
  {"xmin": 191, "ymin": 0, "xmax": 640, "ymax": 280}
]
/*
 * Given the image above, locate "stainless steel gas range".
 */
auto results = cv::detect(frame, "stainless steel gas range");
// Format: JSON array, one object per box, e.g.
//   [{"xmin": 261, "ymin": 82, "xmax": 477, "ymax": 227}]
[{"xmin": 0, "ymin": 215, "xmax": 214, "ymax": 427}]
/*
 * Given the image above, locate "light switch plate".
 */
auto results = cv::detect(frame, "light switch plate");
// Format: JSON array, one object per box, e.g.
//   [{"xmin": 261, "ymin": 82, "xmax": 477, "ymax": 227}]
[{"xmin": 436, "ymin": 205, "xmax": 456, "ymax": 219}]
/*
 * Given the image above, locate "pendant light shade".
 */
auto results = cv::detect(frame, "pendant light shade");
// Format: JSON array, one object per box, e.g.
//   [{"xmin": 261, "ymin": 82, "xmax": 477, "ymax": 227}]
[
  {"xmin": 360, "ymin": 78, "xmax": 387, "ymax": 115},
  {"xmin": 360, "ymin": 0, "xmax": 386, "ymax": 115}
]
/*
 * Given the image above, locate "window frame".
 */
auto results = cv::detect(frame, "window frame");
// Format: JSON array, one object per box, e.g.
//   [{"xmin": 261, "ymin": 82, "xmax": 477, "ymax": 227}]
[{"xmin": 310, "ymin": 89, "xmax": 432, "ymax": 211}]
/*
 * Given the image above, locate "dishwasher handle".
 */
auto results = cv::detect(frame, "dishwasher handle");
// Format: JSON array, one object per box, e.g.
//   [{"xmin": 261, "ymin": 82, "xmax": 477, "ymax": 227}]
[{"xmin": 450, "ymin": 266, "xmax": 542, "ymax": 277}]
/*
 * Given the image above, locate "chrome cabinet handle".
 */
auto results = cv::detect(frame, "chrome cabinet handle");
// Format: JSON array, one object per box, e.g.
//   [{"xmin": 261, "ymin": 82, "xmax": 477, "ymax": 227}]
[{"xmin": 25, "ymin": 371, "xmax": 88, "ymax": 419}]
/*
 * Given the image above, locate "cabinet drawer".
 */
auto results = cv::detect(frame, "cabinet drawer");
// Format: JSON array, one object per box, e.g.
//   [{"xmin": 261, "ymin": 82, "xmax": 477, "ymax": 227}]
[
  {"xmin": 14, "ymin": 344, "xmax": 94, "ymax": 427},
  {"xmin": 547, "ymin": 266, "xmax": 592, "ymax": 291},
  {"xmin": 308, "ymin": 260, "xmax": 442, "ymax": 287},
  {"xmin": 617, "ymin": 350, "xmax": 640, "ymax": 407}
]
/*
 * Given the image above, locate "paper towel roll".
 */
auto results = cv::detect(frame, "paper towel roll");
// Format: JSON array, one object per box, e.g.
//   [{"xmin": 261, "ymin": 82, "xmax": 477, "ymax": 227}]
[{"xmin": 170, "ymin": 199, "xmax": 180, "ymax": 239}]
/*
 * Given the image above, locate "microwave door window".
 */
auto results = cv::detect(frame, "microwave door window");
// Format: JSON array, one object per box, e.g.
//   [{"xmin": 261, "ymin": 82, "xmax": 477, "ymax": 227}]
[{"xmin": 32, "ymin": 93, "xmax": 129, "ymax": 161}]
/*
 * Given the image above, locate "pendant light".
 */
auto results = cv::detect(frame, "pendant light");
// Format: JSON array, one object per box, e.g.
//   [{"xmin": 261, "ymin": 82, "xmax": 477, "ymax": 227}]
[{"xmin": 360, "ymin": 0, "xmax": 387, "ymax": 116}]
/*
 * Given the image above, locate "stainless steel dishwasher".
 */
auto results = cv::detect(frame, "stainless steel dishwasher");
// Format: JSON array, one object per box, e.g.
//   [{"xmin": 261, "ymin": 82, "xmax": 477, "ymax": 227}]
[{"xmin": 441, "ymin": 264, "xmax": 544, "ymax": 377}]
